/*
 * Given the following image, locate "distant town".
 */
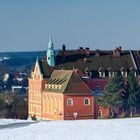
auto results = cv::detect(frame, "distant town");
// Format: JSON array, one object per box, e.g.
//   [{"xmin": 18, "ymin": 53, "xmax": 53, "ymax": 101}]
[{"xmin": 0, "ymin": 38, "xmax": 140, "ymax": 120}]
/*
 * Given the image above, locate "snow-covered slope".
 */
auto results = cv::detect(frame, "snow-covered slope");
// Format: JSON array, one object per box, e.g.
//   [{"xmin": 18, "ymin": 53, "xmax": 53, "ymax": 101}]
[{"xmin": 0, "ymin": 118, "xmax": 140, "ymax": 140}]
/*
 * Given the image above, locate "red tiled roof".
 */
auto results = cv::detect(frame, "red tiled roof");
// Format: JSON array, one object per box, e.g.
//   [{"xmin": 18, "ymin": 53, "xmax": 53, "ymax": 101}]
[{"xmin": 83, "ymin": 78, "xmax": 109, "ymax": 91}]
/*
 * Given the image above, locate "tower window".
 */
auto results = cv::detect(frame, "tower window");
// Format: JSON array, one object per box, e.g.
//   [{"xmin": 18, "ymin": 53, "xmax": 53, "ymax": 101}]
[{"xmin": 48, "ymin": 57, "xmax": 50, "ymax": 60}]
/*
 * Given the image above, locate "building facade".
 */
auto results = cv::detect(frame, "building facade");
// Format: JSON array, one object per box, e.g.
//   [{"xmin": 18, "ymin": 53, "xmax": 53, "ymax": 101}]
[{"xmin": 28, "ymin": 66, "xmax": 95, "ymax": 120}]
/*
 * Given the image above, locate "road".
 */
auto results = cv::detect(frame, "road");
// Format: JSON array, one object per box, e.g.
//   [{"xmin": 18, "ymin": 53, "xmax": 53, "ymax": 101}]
[{"xmin": 0, "ymin": 121, "xmax": 38, "ymax": 130}]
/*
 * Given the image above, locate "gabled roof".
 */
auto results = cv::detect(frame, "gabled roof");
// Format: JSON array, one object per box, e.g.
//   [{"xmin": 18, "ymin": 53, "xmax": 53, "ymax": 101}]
[
  {"xmin": 133, "ymin": 50, "xmax": 140, "ymax": 75},
  {"xmin": 83, "ymin": 78, "xmax": 109, "ymax": 91},
  {"xmin": 45, "ymin": 70, "xmax": 92, "ymax": 95},
  {"xmin": 30, "ymin": 58, "xmax": 54, "ymax": 79},
  {"xmin": 38, "ymin": 60, "xmax": 51, "ymax": 78}
]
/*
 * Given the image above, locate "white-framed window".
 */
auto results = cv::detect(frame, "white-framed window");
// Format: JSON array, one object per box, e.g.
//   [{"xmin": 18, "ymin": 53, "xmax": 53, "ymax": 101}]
[
  {"xmin": 108, "ymin": 72, "xmax": 112, "ymax": 77},
  {"xmin": 84, "ymin": 98, "xmax": 90, "ymax": 105},
  {"xmin": 67, "ymin": 98, "xmax": 73, "ymax": 106},
  {"xmin": 55, "ymin": 85, "xmax": 58, "ymax": 89},
  {"xmin": 58, "ymin": 85, "xmax": 62, "ymax": 90},
  {"xmin": 52, "ymin": 84, "xmax": 54, "ymax": 89}
]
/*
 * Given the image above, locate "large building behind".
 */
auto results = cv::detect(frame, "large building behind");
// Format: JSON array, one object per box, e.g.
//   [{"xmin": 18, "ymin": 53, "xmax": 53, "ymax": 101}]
[{"xmin": 28, "ymin": 38, "xmax": 140, "ymax": 120}]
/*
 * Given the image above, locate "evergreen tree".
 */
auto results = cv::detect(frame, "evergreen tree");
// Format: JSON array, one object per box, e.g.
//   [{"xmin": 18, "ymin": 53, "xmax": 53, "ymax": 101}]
[
  {"xmin": 0, "ymin": 98, "xmax": 5, "ymax": 112},
  {"xmin": 16, "ymin": 97, "xmax": 28, "ymax": 119},
  {"xmin": 96, "ymin": 71, "xmax": 124, "ymax": 117},
  {"xmin": 122, "ymin": 70, "xmax": 140, "ymax": 116}
]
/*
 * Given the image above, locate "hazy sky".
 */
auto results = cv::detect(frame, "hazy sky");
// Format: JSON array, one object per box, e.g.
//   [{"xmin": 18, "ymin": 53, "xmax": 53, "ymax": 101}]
[{"xmin": 0, "ymin": 0, "xmax": 140, "ymax": 52}]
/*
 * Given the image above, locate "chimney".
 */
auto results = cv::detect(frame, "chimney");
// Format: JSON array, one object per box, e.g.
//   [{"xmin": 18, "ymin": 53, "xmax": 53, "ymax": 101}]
[
  {"xmin": 137, "ymin": 50, "xmax": 140, "ymax": 56},
  {"xmin": 85, "ymin": 47, "xmax": 90, "ymax": 57},
  {"xmin": 62, "ymin": 44, "xmax": 66, "ymax": 61},
  {"xmin": 62, "ymin": 44, "xmax": 66, "ymax": 52},
  {"xmin": 79, "ymin": 47, "xmax": 83, "ymax": 50},
  {"xmin": 119, "ymin": 46, "xmax": 122, "ymax": 51},
  {"xmin": 95, "ymin": 49, "xmax": 100, "ymax": 57},
  {"xmin": 85, "ymin": 47, "xmax": 89, "ymax": 50},
  {"xmin": 113, "ymin": 47, "xmax": 121, "ymax": 57},
  {"xmin": 80, "ymin": 47, "xmax": 83, "ymax": 53},
  {"xmin": 77, "ymin": 47, "xmax": 84, "ymax": 54},
  {"xmin": 84, "ymin": 67, "xmax": 89, "ymax": 77}
]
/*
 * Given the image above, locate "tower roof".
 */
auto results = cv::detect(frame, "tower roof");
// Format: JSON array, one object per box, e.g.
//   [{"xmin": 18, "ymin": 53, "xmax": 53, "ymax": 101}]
[
  {"xmin": 48, "ymin": 36, "xmax": 54, "ymax": 49},
  {"xmin": 49, "ymin": 36, "xmax": 52, "ymax": 44}
]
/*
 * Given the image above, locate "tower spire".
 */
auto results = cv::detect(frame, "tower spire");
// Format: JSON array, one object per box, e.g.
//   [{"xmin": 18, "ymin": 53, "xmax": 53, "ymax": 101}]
[
  {"xmin": 48, "ymin": 36, "xmax": 53, "ymax": 49},
  {"xmin": 46, "ymin": 36, "xmax": 55, "ymax": 66},
  {"xmin": 36, "ymin": 56, "xmax": 38, "ymax": 62},
  {"xmin": 49, "ymin": 36, "xmax": 52, "ymax": 43}
]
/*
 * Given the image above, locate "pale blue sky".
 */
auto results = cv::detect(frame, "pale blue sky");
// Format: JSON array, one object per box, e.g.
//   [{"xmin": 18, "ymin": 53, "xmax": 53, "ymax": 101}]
[{"xmin": 0, "ymin": 0, "xmax": 140, "ymax": 52}]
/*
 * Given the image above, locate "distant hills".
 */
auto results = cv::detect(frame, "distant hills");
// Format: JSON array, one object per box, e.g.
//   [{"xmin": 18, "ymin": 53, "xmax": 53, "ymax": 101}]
[{"xmin": 0, "ymin": 51, "xmax": 46, "ymax": 74}]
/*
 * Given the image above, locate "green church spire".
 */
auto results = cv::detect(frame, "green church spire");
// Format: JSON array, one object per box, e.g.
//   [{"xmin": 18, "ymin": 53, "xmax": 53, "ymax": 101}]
[
  {"xmin": 48, "ymin": 36, "xmax": 53, "ymax": 49},
  {"xmin": 47, "ymin": 37, "xmax": 55, "ymax": 66}
]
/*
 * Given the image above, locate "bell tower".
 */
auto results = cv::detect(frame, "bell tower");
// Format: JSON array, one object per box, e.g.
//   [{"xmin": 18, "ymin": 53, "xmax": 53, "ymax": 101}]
[{"xmin": 46, "ymin": 37, "xmax": 55, "ymax": 66}]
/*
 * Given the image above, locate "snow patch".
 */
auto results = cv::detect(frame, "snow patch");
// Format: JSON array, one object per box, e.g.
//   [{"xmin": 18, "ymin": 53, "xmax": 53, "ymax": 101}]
[{"xmin": 0, "ymin": 118, "xmax": 140, "ymax": 140}]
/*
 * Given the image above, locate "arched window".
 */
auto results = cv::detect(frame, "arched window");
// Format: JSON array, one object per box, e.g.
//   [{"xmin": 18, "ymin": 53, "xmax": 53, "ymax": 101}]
[
  {"xmin": 98, "ymin": 110, "xmax": 103, "ymax": 118},
  {"xmin": 84, "ymin": 98, "xmax": 90, "ymax": 105},
  {"xmin": 67, "ymin": 98, "xmax": 73, "ymax": 106}
]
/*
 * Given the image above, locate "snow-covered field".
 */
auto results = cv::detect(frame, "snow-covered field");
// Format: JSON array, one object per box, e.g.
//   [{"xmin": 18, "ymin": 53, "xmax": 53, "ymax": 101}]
[{"xmin": 0, "ymin": 118, "xmax": 140, "ymax": 140}]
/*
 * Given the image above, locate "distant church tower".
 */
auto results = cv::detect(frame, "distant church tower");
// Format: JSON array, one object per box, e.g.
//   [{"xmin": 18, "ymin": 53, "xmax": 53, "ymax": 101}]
[{"xmin": 47, "ymin": 37, "xmax": 55, "ymax": 66}]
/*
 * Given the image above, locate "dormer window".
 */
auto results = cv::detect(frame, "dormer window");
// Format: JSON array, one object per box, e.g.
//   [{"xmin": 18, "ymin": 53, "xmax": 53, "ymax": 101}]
[
  {"xmin": 58, "ymin": 85, "xmax": 62, "ymax": 90},
  {"xmin": 48, "ymin": 84, "xmax": 51, "ymax": 89},
  {"xmin": 108, "ymin": 72, "xmax": 112, "ymax": 77},
  {"xmin": 52, "ymin": 84, "xmax": 54, "ymax": 89},
  {"xmin": 98, "ymin": 68, "xmax": 105, "ymax": 77},
  {"xmin": 121, "ymin": 71, "xmax": 127, "ymax": 77},
  {"xmin": 108, "ymin": 67, "xmax": 112, "ymax": 77},
  {"xmin": 99, "ymin": 71, "xmax": 105, "ymax": 77},
  {"xmin": 121, "ymin": 67, "xmax": 127, "ymax": 77},
  {"xmin": 112, "ymin": 72, "xmax": 115, "ymax": 77},
  {"xmin": 55, "ymin": 85, "xmax": 58, "ymax": 90}
]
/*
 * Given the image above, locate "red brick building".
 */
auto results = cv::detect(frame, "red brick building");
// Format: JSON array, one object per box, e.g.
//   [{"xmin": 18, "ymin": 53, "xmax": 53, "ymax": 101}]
[{"xmin": 28, "ymin": 59, "xmax": 96, "ymax": 120}]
